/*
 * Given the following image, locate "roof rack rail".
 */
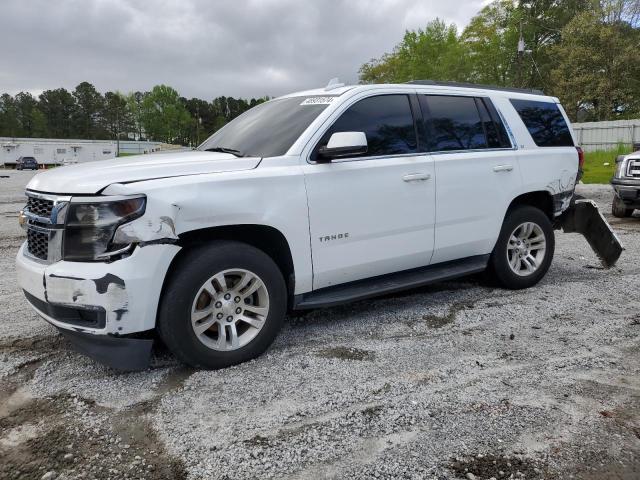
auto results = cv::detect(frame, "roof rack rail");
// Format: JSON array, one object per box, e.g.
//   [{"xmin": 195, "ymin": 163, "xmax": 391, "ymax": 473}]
[{"xmin": 406, "ymin": 80, "xmax": 545, "ymax": 96}]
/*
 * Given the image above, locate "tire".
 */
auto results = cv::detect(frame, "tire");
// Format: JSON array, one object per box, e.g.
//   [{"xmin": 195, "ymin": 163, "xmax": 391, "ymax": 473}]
[
  {"xmin": 612, "ymin": 196, "xmax": 634, "ymax": 218},
  {"xmin": 157, "ymin": 241, "xmax": 287, "ymax": 369},
  {"xmin": 488, "ymin": 205, "xmax": 555, "ymax": 290}
]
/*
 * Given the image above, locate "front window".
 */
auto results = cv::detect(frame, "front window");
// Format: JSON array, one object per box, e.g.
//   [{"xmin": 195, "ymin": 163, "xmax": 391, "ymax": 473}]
[
  {"xmin": 198, "ymin": 96, "xmax": 333, "ymax": 158},
  {"xmin": 312, "ymin": 94, "xmax": 418, "ymax": 160}
]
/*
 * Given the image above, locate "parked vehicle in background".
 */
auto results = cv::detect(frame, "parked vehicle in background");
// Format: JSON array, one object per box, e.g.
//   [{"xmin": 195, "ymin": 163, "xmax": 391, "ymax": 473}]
[
  {"xmin": 612, "ymin": 152, "xmax": 640, "ymax": 217},
  {"xmin": 15, "ymin": 80, "xmax": 622, "ymax": 371},
  {"xmin": 16, "ymin": 156, "xmax": 38, "ymax": 170}
]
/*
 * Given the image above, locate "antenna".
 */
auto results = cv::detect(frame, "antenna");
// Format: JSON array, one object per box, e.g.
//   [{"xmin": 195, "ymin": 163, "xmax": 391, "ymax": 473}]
[
  {"xmin": 325, "ymin": 77, "xmax": 345, "ymax": 91},
  {"xmin": 518, "ymin": 21, "xmax": 525, "ymax": 53}
]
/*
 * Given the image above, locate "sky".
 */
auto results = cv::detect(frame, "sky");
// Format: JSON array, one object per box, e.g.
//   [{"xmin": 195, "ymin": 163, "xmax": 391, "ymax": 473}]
[{"xmin": 0, "ymin": 0, "xmax": 489, "ymax": 100}]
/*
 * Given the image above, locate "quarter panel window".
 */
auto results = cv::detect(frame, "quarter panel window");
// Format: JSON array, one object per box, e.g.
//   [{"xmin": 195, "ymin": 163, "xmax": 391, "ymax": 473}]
[
  {"xmin": 510, "ymin": 99, "xmax": 574, "ymax": 147},
  {"xmin": 423, "ymin": 95, "xmax": 487, "ymax": 151},
  {"xmin": 476, "ymin": 98, "xmax": 502, "ymax": 149},
  {"xmin": 313, "ymin": 95, "xmax": 417, "ymax": 159},
  {"xmin": 483, "ymin": 99, "xmax": 511, "ymax": 148}
]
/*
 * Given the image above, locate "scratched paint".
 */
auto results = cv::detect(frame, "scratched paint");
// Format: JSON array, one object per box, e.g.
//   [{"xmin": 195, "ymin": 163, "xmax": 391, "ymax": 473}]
[{"xmin": 44, "ymin": 273, "xmax": 129, "ymax": 328}]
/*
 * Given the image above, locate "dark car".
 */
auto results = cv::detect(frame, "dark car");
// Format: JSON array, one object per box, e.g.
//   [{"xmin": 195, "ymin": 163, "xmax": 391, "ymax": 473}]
[{"xmin": 16, "ymin": 156, "xmax": 38, "ymax": 170}]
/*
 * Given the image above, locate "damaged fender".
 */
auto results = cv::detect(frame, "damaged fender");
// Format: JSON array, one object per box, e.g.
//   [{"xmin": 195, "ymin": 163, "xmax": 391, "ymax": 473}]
[{"xmin": 557, "ymin": 199, "xmax": 624, "ymax": 267}]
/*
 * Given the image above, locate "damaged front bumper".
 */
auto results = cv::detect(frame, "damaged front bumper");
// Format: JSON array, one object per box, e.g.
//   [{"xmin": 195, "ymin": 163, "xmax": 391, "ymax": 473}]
[
  {"xmin": 16, "ymin": 242, "xmax": 180, "ymax": 370},
  {"xmin": 556, "ymin": 199, "xmax": 624, "ymax": 267}
]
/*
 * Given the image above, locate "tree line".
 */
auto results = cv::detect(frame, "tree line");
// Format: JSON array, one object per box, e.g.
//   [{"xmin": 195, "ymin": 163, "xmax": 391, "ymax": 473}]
[
  {"xmin": 359, "ymin": 0, "xmax": 640, "ymax": 122},
  {"xmin": 2, "ymin": 0, "xmax": 638, "ymax": 143},
  {"xmin": 0, "ymin": 82, "xmax": 268, "ymax": 145}
]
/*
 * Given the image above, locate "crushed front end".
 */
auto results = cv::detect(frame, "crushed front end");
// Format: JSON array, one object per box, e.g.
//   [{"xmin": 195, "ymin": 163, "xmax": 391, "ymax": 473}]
[{"xmin": 16, "ymin": 190, "xmax": 180, "ymax": 370}]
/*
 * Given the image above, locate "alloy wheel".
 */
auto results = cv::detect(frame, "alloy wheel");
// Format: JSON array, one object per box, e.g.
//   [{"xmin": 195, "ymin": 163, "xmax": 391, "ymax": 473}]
[
  {"xmin": 506, "ymin": 222, "xmax": 547, "ymax": 276},
  {"xmin": 190, "ymin": 268, "xmax": 269, "ymax": 351}
]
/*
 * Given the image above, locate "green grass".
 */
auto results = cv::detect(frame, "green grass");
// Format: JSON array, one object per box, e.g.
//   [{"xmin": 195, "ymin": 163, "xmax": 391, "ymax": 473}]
[
  {"xmin": 582, "ymin": 144, "xmax": 630, "ymax": 184},
  {"xmin": 117, "ymin": 152, "xmax": 137, "ymax": 157}
]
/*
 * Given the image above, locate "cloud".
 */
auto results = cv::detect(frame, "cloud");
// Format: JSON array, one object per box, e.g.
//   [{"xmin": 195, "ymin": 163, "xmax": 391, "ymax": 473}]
[{"xmin": 0, "ymin": 0, "xmax": 485, "ymax": 99}]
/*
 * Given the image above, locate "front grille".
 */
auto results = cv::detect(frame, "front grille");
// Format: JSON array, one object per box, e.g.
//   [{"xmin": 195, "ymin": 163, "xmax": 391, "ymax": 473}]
[
  {"xmin": 628, "ymin": 160, "xmax": 640, "ymax": 178},
  {"xmin": 26, "ymin": 196, "xmax": 54, "ymax": 218},
  {"xmin": 27, "ymin": 229, "xmax": 49, "ymax": 260}
]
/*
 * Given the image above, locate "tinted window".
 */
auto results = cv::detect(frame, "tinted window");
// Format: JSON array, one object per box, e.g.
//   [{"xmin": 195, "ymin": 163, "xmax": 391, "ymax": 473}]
[
  {"xmin": 476, "ymin": 98, "xmax": 512, "ymax": 149},
  {"xmin": 424, "ymin": 95, "xmax": 487, "ymax": 151},
  {"xmin": 198, "ymin": 96, "xmax": 331, "ymax": 158},
  {"xmin": 510, "ymin": 99, "xmax": 574, "ymax": 147},
  {"xmin": 314, "ymin": 95, "xmax": 417, "ymax": 159},
  {"xmin": 483, "ymin": 99, "xmax": 511, "ymax": 148}
]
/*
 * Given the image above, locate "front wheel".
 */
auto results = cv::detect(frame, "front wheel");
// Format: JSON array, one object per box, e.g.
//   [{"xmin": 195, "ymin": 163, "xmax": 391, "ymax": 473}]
[
  {"xmin": 612, "ymin": 196, "xmax": 634, "ymax": 218},
  {"xmin": 488, "ymin": 205, "xmax": 555, "ymax": 290},
  {"xmin": 157, "ymin": 241, "xmax": 287, "ymax": 369}
]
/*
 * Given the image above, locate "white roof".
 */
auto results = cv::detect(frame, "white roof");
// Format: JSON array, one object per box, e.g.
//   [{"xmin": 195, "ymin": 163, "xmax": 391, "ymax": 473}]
[{"xmin": 280, "ymin": 82, "xmax": 558, "ymax": 103}]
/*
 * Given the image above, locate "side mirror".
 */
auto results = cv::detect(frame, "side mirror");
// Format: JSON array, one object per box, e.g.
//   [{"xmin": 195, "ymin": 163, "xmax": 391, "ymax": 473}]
[{"xmin": 318, "ymin": 132, "xmax": 368, "ymax": 160}]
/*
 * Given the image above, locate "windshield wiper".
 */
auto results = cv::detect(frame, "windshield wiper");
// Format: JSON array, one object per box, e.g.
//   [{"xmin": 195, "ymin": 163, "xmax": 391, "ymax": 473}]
[{"xmin": 204, "ymin": 147, "xmax": 246, "ymax": 157}]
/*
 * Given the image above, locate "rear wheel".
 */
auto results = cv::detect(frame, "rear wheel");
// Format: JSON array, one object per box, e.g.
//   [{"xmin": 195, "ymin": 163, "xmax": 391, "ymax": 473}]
[
  {"xmin": 488, "ymin": 205, "xmax": 554, "ymax": 289},
  {"xmin": 158, "ymin": 241, "xmax": 287, "ymax": 369},
  {"xmin": 612, "ymin": 196, "xmax": 634, "ymax": 218}
]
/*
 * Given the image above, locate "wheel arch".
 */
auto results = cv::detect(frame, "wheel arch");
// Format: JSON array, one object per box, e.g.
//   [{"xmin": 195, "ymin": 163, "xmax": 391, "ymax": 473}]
[
  {"xmin": 506, "ymin": 191, "xmax": 554, "ymax": 220},
  {"xmin": 164, "ymin": 224, "xmax": 296, "ymax": 307}
]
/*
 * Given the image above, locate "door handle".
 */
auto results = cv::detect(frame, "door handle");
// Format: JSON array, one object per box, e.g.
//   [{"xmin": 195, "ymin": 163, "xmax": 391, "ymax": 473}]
[
  {"xmin": 402, "ymin": 173, "xmax": 431, "ymax": 182},
  {"xmin": 493, "ymin": 164, "xmax": 514, "ymax": 172}
]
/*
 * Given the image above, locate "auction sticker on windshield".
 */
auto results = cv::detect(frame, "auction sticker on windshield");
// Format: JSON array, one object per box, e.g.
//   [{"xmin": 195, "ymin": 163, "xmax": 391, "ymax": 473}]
[{"xmin": 300, "ymin": 97, "xmax": 336, "ymax": 105}]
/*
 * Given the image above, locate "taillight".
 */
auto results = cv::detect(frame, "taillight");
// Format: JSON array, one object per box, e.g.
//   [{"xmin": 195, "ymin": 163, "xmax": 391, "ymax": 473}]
[{"xmin": 576, "ymin": 146, "xmax": 585, "ymax": 170}]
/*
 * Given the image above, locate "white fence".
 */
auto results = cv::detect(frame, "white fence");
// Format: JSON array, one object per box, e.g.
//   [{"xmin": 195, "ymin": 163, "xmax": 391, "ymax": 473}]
[{"xmin": 572, "ymin": 119, "xmax": 640, "ymax": 152}]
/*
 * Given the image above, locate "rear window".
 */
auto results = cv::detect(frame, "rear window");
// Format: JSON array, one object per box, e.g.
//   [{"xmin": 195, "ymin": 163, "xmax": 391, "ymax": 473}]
[
  {"xmin": 420, "ymin": 95, "xmax": 511, "ymax": 151},
  {"xmin": 510, "ymin": 99, "xmax": 574, "ymax": 147},
  {"xmin": 423, "ymin": 95, "xmax": 487, "ymax": 151}
]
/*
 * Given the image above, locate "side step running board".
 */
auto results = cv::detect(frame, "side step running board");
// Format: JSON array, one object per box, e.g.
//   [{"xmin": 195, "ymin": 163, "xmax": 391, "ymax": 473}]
[
  {"xmin": 558, "ymin": 199, "xmax": 624, "ymax": 267},
  {"xmin": 293, "ymin": 255, "xmax": 489, "ymax": 310}
]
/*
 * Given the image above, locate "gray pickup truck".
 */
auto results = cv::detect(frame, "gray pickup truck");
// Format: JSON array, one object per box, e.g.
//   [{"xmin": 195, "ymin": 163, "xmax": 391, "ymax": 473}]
[{"xmin": 612, "ymin": 152, "xmax": 640, "ymax": 217}]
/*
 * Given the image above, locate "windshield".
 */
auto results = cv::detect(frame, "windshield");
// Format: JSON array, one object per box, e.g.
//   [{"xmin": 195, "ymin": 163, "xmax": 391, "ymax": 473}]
[{"xmin": 197, "ymin": 96, "xmax": 333, "ymax": 157}]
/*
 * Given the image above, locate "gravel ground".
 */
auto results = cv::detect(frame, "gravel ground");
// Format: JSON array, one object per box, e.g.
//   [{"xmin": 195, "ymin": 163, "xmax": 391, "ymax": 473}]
[{"xmin": 1, "ymin": 169, "xmax": 639, "ymax": 480}]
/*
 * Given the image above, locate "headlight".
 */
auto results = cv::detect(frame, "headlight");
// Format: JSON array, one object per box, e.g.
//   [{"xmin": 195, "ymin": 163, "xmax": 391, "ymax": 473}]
[
  {"xmin": 614, "ymin": 156, "xmax": 628, "ymax": 178},
  {"xmin": 63, "ymin": 195, "xmax": 146, "ymax": 261}
]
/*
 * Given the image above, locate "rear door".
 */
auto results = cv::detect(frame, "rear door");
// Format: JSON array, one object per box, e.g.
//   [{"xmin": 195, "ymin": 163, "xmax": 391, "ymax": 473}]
[
  {"xmin": 303, "ymin": 93, "xmax": 436, "ymax": 289},
  {"xmin": 420, "ymin": 94, "xmax": 522, "ymax": 264}
]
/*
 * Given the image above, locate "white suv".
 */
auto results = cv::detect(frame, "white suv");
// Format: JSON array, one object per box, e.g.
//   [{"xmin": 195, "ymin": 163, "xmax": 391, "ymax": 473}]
[{"xmin": 16, "ymin": 81, "xmax": 620, "ymax": 370}]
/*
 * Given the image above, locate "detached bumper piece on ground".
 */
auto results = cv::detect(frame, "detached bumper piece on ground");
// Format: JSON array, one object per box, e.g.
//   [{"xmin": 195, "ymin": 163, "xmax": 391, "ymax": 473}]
[{"xmin": 557, "ymin": 199, "xmax": 624, "ymax": 267}]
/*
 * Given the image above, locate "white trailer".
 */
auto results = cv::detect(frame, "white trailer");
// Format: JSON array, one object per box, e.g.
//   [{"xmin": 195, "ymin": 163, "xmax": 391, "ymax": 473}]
[{"xmin": 1, "ymin": 137, "xmax": 117, "ymax": 168}]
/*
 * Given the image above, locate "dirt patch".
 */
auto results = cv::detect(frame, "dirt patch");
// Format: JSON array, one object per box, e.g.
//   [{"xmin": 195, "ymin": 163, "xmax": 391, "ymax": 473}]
[
  {"xmin": 360, "ymin": 405, "xmax": 383, "ymax": 418},
  {"xmin": 448, "ymin": 453, "xmax": 549, "ymax": 480},
  {"xmin": 422, "ymin": 301, "xmax": 476, "ymax": 329},
  {"xmin": 0, "ymin": 334, "xmax": 67, "ymax": 356},
  {"xmin": 0, "ymin": 393, "xmax": 187, "ymax": 480},
  {"xmin": 316, "ymin": 346, "xmax": 374, "ymax": 361}
]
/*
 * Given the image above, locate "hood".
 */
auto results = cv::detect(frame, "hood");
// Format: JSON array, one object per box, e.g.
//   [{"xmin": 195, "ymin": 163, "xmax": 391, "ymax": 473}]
[{"xmin": 26, "ymin": 151, "xmax": 262, "ymax": 194}]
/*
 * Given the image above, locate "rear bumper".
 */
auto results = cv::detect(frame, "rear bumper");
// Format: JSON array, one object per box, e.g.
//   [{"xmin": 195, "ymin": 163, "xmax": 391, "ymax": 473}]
[{"xmin": 557, "ymin": 199, "xmax": 623, "ymax": 267}]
